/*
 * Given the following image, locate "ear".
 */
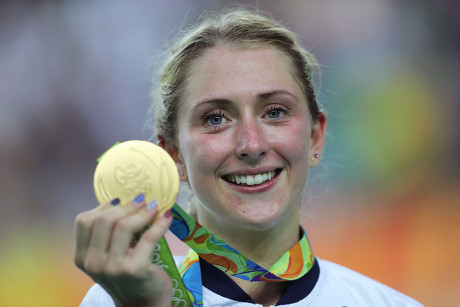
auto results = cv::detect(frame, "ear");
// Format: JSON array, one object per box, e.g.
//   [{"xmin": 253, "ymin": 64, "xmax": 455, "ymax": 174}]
[
  {"xmin": 309, "ymin": 112, "xmax": 327, "ymax": 168},
  {"xmin": 158, "ymin": 135, "xmax": 188, "ymax": 182}
]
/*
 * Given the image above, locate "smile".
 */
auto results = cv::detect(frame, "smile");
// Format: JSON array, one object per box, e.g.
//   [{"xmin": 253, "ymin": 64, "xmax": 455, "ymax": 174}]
[{"xmin": 225, "ymin": 170, "xmax": 279, "ymax": 186}]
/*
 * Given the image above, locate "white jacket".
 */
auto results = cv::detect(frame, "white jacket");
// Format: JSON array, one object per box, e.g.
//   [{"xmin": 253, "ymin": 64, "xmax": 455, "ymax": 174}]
[{"xmin": 80, "ymin": 258, "xmax": 423, "ymax": 306}]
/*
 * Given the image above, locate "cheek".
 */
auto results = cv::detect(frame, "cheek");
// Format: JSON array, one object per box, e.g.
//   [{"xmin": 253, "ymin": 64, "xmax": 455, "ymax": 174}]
[
  {"xmin": 268, "ymin": 122, "xmax": 310, "ymax": 160},
  {"xmin": 179, "ymin": 131, "xmax": 232, "ymax": 175}
]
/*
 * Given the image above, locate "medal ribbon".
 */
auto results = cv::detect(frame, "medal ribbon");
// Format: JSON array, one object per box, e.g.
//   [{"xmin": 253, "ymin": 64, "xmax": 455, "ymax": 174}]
[{"xmin": 169, "ymin": 203, "xmax": 315, "ymax": 282}]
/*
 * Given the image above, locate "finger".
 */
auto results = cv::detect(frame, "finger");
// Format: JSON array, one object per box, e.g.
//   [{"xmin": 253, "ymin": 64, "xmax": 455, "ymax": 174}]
[
  {"xmin": 107, "ymin": 202, "xmax": 159, "ymax": 260},
  {"xmin": 130, "ymin": 209, "xmax": 173, "ymax": 264},
  {"xmin": 74, "ymin": 199, "xmax": 124, "ymax": 270},
  {"xmin": 74, "ymin": 198, "xmax": 123, "ymax": 263},
  {"xmin": 74, "ymin": 208, "xmax": 100, "ymax": 269},
  {"xmin": 85, "ymin": 194, "xmax": 147, "ymax": 265}
]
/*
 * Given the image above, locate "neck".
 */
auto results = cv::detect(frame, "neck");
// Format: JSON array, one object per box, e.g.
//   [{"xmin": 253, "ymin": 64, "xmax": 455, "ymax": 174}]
[
  {"xmin": 198, "ymin": 208, "xmax": 300, "ymax": 270},
  {"xmin": 231, "ymin": 277, "xmax": 290, "ymax": 306}
]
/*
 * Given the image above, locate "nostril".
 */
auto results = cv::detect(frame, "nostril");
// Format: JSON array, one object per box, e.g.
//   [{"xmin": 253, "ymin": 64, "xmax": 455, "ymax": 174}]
[{"xmin": 237, "ymin": 150, "xmax": 267, "ymax": 160}]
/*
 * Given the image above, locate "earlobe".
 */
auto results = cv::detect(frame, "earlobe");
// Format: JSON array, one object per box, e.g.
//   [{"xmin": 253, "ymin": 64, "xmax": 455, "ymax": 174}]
[
  {"xmin": 158, "ymin": 136, "xmax": 188, "ymax": 182},
  {"xmin": 309, "ymin": 112, "xmax": 327, "ymax": 168}
]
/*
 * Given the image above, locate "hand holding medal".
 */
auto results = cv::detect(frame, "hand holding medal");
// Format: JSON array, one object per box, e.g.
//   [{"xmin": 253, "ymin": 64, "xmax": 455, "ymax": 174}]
[{"xmin": 92, "ymin": 140, "xmax": 192, "ymax": 306}]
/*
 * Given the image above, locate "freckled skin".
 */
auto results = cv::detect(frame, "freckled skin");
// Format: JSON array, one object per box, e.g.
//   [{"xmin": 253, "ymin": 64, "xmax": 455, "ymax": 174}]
[{"xmin": 174, "ymin": 45, "xmax": 318, "ymax": 235}]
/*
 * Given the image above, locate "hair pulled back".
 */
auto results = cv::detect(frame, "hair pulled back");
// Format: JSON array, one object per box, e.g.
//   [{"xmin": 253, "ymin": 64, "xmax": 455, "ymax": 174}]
[{"xmin": 152, "ymin": 7, "xmax": 322, "ymax": 144}]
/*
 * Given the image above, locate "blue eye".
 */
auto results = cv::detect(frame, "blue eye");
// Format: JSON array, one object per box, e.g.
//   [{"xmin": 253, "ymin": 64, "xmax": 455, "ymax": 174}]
[
  {"xmin": 267, "ymin": 109, "xmax": 282, "ymax": 118},
  {"xmin": 265, "ymin": 105, "xmax": 288, "ymax": 119},
  {"xmin": 203, "ymin": 110, "xmax": 228, "ymax": 128},
  {"xmin": 208, "ymin": 115, "xmax": 223, "ymax": 125}
]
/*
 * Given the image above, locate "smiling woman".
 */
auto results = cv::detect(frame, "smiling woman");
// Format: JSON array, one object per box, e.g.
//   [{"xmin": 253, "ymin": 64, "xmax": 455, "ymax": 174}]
[
  {"xmin": 172, "ymin": 45, "xmax": 319, "ymax": 236},
  {"xmin": 75, "ymin": 7, "xmax": 424, "ymax": 307}
]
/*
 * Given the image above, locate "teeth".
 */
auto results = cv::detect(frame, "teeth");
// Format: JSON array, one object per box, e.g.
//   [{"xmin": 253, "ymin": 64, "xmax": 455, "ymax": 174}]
[
  {"xmin": 227, "ymin": 171, "xmax": 277, "ymax": 186},
  {"xmin": 235, "ymin": 176, "xmax": 241, "ymax": 184}
]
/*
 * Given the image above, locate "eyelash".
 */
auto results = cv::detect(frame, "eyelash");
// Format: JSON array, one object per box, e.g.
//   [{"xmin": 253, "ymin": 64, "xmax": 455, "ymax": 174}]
[
  {"xmin": 264, "ymin": 104, "xmax": 289, "ymax": 120},
  {"xmin": 201, "ymin": 104, "xmax": 289, "ymax": 130},
  {"xmin": 202, "ymin": 109, "xmax": 227, "ymax": 129}
]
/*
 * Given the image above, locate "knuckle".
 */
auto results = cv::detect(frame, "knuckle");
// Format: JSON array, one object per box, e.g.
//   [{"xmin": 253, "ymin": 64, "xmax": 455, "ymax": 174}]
[
  {"xmin": 115, "ymin": 219, "xmax": 132, "ymax": 232},
  {"xmin": 141, "ymin": 228, "xmax": 160, "ymax": 243},
  {"xmin": 104, "ymin": 261, "xmax": 121, "ymax": 276},
  {"xmin": 123, "ymin": 262, "xmax": 143, "ymax": 276},
  {"xmin": 83, "ymin": 257, "xmax": 103, "ymax": 275},
  {"xmin": 75, "ymin": 212, "xmax": 91, "ymax": 228},
  {"xmin": 93, "ymin": 211, "xmax": 114, "ymax": 225}
]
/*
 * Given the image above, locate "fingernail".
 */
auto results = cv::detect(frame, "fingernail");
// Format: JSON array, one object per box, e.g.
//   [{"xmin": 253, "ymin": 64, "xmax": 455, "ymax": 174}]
[
  {"xmin": 164, "ymin": 209, "xmax": 172, "ymax": 218},
  {"xmin": 147, "ymin": 200, "xmax": 157, "ymax": 210},
  {"xmin": 134, "ymin": 193, "xmax": 144, "ymax": 203},
  {"xmin": 111, "ymin": 198, "xmax": 120, "ymax": 205}
]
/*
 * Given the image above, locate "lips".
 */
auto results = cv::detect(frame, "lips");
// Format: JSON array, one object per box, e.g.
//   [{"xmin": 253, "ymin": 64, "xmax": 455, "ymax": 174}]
[{"xmin": 224, "ymin": 169, "xmax": 280, "ymax": 186}]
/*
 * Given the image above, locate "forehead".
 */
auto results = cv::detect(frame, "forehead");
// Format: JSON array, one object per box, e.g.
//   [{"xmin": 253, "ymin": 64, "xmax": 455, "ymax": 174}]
[{"xmin": 183, "ymin": 45, "xmax": 302, "ymax": 104}]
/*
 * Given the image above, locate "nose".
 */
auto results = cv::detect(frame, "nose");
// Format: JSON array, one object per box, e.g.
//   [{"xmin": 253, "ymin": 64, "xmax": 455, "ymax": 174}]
[{"xmin": 234, "ymin": 117, "xmax": 269, "ymax": 161}]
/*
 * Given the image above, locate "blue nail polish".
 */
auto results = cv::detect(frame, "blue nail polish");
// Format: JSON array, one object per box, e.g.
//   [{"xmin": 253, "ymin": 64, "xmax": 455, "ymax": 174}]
[
  {"xmin": 147, "ymin": 200, "xmax": 157, "ymax": 210},
  {"xmin": 134, "ymin": 193, "xmax": 145, "ymax": 203},
  {"xmin": 111, "ymin": 198, "xmax": 120, "ymax": 205}
]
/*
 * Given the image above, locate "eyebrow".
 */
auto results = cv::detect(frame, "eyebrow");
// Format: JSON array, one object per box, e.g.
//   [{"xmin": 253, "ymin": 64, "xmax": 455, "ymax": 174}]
[
  {"xmin": 191, "ymin": 89, "xmax": 299, "ymax": 113},
  {"xmin": 257, "ymin": 89, "xmax": 299, "ymax": 101}
]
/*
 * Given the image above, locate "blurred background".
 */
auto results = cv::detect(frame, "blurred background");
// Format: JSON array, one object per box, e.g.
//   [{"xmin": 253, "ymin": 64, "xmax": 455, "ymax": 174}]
[{"xmin": 0, "ymin": 0, "xmax": 458, "ymax": 306}]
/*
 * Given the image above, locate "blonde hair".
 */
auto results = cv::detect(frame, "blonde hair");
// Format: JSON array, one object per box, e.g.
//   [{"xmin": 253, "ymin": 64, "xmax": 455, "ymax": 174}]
[{"xmin": 151, "ymin": 7, "xmax": 322, "ymax": 145}]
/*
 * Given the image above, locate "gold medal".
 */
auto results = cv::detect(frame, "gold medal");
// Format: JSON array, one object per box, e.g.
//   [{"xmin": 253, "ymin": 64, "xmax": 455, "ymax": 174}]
[{"xmin": 93, "ymin": 140, "xmax": 179, "ymax": 214}]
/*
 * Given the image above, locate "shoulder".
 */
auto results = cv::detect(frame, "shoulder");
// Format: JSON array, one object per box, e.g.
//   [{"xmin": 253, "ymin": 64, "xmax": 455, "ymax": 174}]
[{"xmin": 313, "ymin": 258, "xmax": 424, "ymax": 306}]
